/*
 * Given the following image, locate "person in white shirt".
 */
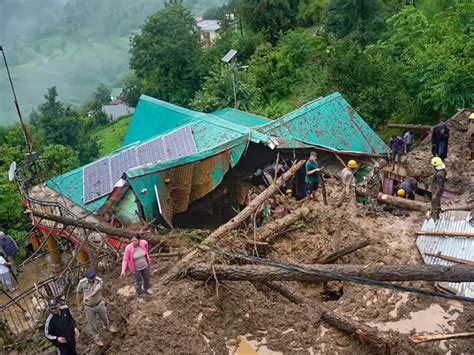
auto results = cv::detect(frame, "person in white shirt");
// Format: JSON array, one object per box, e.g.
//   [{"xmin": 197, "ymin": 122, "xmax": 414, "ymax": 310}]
[{"xmin": 0, "ymin": 252, "xmax": 16, "ymax": 292}]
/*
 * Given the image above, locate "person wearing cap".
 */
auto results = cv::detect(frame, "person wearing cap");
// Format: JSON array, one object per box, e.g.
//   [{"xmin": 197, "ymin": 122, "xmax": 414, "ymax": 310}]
[
  {"xmin": 365, "ymin": 163, "xmax": 382, "ymax": 214},
  {"xmin": 76, "ymin": 268, "xmax": 116, "ymax": 347},
  {"xmin": 430, "ymin": 157, "xmax": 447, "ymax": 220},
  {"xmin": 44, "ymin": 298, "xmax": 79, "ymax": 355},
  {"xmin": 305, "ymin": 151, "xmax": 323, "ymax": 200},
  {"xmin": 395, "ymin": 177, "xmax": 418, "ymax": 200},
  {"xmin": 337, "ymin": 160, "xmax": 358, "ymax": 211},
  {"xmin": 121, "ymin": 234, "xmax": 152, "ymax": 303}
]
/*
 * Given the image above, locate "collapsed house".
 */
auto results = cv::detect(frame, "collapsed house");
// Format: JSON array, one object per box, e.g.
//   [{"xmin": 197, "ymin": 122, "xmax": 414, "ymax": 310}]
[{"xmin": 19, "ymin": 92, "xmax": 388, "ymax": 247}]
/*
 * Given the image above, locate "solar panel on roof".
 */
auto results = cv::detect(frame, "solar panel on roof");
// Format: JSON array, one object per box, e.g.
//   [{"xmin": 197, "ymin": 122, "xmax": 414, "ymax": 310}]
[
  {"xmin": 110, "ymin": 148, "xmax": 138, "ymax": 185},
  {"xmin": 83, "ymin": 158, "xmax": 112, "ymax": 203},
  {"xmin": 164, "ymin": 125, "xmax": 197, "ymax": 159},
  {"xmin": 136, "ymin": 136, "xmax": 167, "ymax": 166},
  {"xmin": 83, "ymin": 125, "xmax": 197, "ymax": 204}
]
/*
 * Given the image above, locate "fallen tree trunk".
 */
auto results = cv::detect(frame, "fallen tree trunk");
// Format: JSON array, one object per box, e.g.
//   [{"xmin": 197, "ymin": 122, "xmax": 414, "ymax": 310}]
[
  {"xmin": 387, "ymin": 123, "xmax": 432, "ymax": 131},
  {"xmin": 185, "ymin": 263, "xmax": 474, "ymax": 282},
  {"xmin": 255, "ymin": 202, "xmax": 314, "ymax": 243},
  {"xmin": 29, "ymin": 210, "xmax": 166, "ymax": 245},
  {"xmin": 377, "ymin": 193, "xmax": 429, "ymax": 212},
  {"xmin": 317, "ymin": 240, "xmax": 370, "ymax": 264},
  {"xmin": 158, "ymin": 160, "xmax": 306, "ymax": 284},
  {"xmin": 260, "ymin": 281, "xmax": 398, "ymax": 352}
]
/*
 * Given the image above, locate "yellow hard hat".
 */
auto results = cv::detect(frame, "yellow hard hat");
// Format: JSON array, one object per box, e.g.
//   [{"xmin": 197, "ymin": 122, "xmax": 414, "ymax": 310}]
[
  {"xmin": 397, "ymin": 188, "xmax": 406, "ymax": 198},
  {"xmin": 285, "ymin": 188, "xmax": 292, "ymax": 194},
  {"xmin": 469, "ymin": 112, "xmax": 474, "ymax": 119},
  {"xmin": 431, "ymin": 157, "xmax": 444, "ymax": 167},
  {"xmin": 347, "ymin": 160, "xmax": 358, "ymax": 169}
]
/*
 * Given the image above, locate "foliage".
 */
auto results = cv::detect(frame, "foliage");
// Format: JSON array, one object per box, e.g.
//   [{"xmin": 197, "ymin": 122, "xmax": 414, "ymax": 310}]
[
  {"xmin": 239, "ymin": 0, "xmax": 301, "ymax": 44},
  {"xmin": 120, "ymin": 70, "xmax": 142, "ymax": 108},
  {"xmin": 93, "ymin": 84, "xmax": 112, "ymax": 104},
  {"xmin": 129, "ymin": 3, "xmax": 204, "ymax": 106},
  {"xmin": 325, "ymin": 0, "xmax": 386, "ymax": 44},
  {"xmin": 190, "ymin": 65, "xmax": 262, "ymax": 112},
  {"xmin": 92, "ymin": 115, "xmax": 132, "ymax": 156},
  {"xmin": 298, "ymin": 0, "xmax": 329, "ymax": 27},
  {"xmin": 41, "ymin": 144, "xmax": 80, "ymax": 177},
  {"xmin": 0, "ymin": 144, "xmax": 27, "ymax": 233}
]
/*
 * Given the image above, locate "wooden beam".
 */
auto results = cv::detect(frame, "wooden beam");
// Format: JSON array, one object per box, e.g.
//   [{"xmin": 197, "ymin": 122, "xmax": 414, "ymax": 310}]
[
  {"xmin": 377, "ymin": 193, "xmax": 430, "ymax": 212},
  {"xmin": 416, "ymin": 230, "xmax": 474, "ymax": 238},
  {"xmin": 424, "ymin": 252, "xmax": 474, "ymax": 266},
  {"xmin": 387, "ymin": 124, "xmax": 432, "ymax": 130},
  {"xmin": 316, "ymin": 240, "xmax": 370, "ymax": 264},
  {"xmin": 410, "ymin": 332, "xmax": 474, "ymax": 344}
]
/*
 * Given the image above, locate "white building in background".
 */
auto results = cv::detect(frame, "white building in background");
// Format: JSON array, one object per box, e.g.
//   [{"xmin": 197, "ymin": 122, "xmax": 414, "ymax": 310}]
[
  {"xmin": 196, "ymin": 17, "xmax": 221, "ymax": 47},
  {"xmin": 102, "ymin": 98, "xmax": 134, "ymax": 122}
]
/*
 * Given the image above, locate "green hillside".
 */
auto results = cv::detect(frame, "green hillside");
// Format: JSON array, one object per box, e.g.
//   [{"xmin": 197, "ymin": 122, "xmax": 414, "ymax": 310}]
[
  {"xmin": 92, "ymin": 115, "xmax": 132, "ymax": 156},
  {"xmin": 0, "ymin": 0, "xmax": 225, "ymax": 125}
]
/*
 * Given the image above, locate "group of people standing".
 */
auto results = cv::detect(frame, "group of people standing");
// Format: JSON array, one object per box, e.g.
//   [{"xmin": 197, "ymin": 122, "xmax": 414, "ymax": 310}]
[{"xmin": 44, "ymin": 234, "xmax": 152, "ymax": 354}]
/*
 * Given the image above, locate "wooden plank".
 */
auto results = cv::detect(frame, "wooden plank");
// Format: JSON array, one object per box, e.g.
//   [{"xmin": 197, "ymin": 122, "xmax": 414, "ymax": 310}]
[
  {"xmin": 416, "ymin": 230, "xmax": 474, "ymax": 238},
  {"xmin": 410, "ymin": 332, "xmax": 474, "ymax": 344},
  {"xmin": 424, "ymin": 252, "xmax": 474, "ymax": 266}
]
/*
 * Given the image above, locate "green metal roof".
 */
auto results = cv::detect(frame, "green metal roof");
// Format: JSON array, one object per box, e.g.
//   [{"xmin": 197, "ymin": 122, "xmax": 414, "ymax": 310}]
[
  {"xmin": 211, "ymin": 107, "xmax": 271, "ymax": 127},
  {"xmin": 123, "ymin": 95, "xmax": 202, "ymax": 146},
  {"xmin": 258, "ymin": 92, "xmax": 388, "ymax": 154},
  {"xmin": 45, "ymin": 92, "xmax": 387, "ymax": 214}
]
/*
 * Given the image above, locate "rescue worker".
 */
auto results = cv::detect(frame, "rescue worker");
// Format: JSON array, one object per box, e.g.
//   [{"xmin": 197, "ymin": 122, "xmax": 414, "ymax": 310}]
[
  {"xmin": 403, "ymin": 131, "xmax": 414, "ymax": 153},
  {"xmin": 76, "ymin": 268, "xmax": 117, "ymax": 347},
  {"xmin": 431, "ymin": 121, "xmax": 450, "ymax": 160},
  {"xmin": 396, "ymin": 177, "xmax": 418, "ymax": 200},
  {"xmin": 365, "ymin": 163, "xmax": 382, "ymax": 214},
  {"xmin": 389, "ymin": 135, "xmax": 405, "ymax": 163},
  {"xmin": 337, "ymin": 160, "xmax": 358, "ymax": 212},
  {"xmin": 44, "ymin": 298, "xmax": 79, "ymax": 355},
  {"xmin": 305, "ymin": 151, "xmax": 323, "ymax": 199},
  {"xmin": 430, "ymin": 157, "xmax": 447, "ymax": 220}
]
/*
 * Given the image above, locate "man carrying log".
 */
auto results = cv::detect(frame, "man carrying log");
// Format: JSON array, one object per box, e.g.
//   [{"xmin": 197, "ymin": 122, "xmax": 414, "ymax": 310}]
[{"xmin": 430, "ymin": 157, "xmax": 447, "ymax": 220}]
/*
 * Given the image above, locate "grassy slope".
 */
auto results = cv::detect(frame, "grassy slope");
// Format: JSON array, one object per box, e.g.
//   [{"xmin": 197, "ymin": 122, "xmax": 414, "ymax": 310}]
[{"xmin": 92, "ymin": 115, "xmax": 132, "ymax": 156}]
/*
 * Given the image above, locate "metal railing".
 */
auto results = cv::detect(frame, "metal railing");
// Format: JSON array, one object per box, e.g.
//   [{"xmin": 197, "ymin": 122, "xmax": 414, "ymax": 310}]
[{"xmin": 0, "ymin": 252, "xmax": 118, "ymax": 336}]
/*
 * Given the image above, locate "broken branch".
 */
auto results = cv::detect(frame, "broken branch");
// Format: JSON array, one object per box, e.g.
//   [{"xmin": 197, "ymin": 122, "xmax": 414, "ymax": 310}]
[
  {"xmin": 410, "ymin": 332, "xmax": 474, "ymax": 344},
  {"xmin": 377, "ymin": 193, "xmax": 429, "ymax": 212},
  {"xmin": 317, "ymin": 240, "xmax": 370, "ymax": 264}
]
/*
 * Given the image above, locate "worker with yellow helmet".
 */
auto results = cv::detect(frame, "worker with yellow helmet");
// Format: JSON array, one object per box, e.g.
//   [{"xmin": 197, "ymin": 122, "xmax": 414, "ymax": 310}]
[
  {"xmin": 336, "ymin": 159, "xmax": 359, "ymax": 211},
  {"xmin": 430, "ymin": 157, "xmax": 447, "ymax": 220},
  {"xmin": 395, "ymin": 177, "xmax": 418, "ymax": 200}
]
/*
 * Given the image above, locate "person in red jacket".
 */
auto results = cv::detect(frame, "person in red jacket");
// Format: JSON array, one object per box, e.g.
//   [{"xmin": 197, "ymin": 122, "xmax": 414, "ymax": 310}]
[{"xmin": 120, "ymin": 234, "xmax": 152, "ymax": 302}]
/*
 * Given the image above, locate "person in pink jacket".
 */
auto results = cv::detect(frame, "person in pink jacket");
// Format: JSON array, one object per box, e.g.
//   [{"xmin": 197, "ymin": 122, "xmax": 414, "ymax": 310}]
[{"xmin": 120, "ymin": 234, "xmax": 152, "ymax": 302}]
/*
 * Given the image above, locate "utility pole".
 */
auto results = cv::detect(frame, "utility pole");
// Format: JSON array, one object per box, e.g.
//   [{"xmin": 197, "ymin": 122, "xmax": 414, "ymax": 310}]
[
  {"xmin": 231, "ymin": 63, "xmax": 238, "ymax": 109},
  {"xmin": 0, "ymin": 45, "xmax": 34, "ymax": 154}
]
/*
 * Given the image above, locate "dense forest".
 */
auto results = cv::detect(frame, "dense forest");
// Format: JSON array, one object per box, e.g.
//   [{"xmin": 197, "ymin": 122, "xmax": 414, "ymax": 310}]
[{"xmin": 0, "ymin": 0, "xmax": 472, "ymax": 238}]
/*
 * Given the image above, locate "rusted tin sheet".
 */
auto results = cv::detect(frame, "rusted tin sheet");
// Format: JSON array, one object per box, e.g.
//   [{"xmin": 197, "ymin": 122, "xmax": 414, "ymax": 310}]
[{"xmin": 416, "ymin": 211, "xmax": 474, "ymax": 298}]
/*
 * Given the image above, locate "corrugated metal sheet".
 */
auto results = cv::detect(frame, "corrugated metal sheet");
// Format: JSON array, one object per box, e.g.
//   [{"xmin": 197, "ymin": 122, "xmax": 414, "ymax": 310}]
[
  {"xmin": 258, "ymin": 92, "xmax": 388, "ymax": 154},
  {"xmin": 211, "ymin": 107, "xmax": 271, "ymax": 127},
  {"xmin": 416, "ymin": 211, "xmax": 474, "ymax": 298}
]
